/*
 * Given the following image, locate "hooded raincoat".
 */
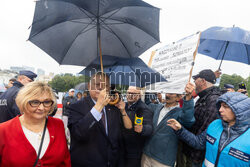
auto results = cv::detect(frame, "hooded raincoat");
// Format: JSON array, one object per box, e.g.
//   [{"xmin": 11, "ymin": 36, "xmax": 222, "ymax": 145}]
[{"xmin": 176, "ymin": 92, "xmax": 250, "ymax": 167}]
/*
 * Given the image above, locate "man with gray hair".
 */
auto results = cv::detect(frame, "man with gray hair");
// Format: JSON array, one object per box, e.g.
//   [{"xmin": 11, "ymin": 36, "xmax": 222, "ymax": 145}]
[
  {"xmin": 122, "ymin": 86, "xmax": 153, "ymax": 167},
  {"xmin": 0, "ymin": 70, "xmax": 37, "ymax": 123}
]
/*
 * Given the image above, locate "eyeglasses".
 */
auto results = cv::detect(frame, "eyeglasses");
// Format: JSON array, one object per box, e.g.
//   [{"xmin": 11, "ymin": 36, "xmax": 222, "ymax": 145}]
[
  {"xmin": 127, "ymin": 92, "xmax": 140, "ymax": 96},
  {"xmin": 28, "ymin": 100, "xmax": 54, "ymax": 107}
]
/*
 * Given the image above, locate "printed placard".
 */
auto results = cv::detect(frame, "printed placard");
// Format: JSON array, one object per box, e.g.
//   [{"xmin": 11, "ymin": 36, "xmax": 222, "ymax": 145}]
[{"xmin": 147, "ymin": 33, "xmax": 200, "ymax": 94}]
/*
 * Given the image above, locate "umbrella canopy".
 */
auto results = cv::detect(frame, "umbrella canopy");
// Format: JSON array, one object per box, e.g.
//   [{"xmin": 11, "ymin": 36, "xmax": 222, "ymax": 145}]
[
  {"xmin": 80, "ymin": 57, "xmax": 166, "ymax": 87},
  {"xmin": 29, "ymin": 0, "xmax": 160, "ymax": 67},
  {"xmin": 198, "ymin": 26, "xmax": 250, "ymax": 68},
  {"xmin": 74, "ymin": 82, "xmax": 88, "ymax": 92}
]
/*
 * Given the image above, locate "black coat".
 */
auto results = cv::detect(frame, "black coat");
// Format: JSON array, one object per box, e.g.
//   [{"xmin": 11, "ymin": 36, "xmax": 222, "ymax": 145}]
[
  {"xmin": 62, "ymin": 95, "xmax": 77, "ymax": 116},
  {"xmin": 68, "ymin": 96, "xmax": 124, "ymax": 167},
  {"xmin": 122, "ymin": 100, "xmax": 153, "ymax": 159},
  {"xmin": 183, "ymin": 86, "xmax": 222, "ymax": 162},
  {"xmin": 0, "ymin": 81, "xmax": 23, "ymax": 123}
]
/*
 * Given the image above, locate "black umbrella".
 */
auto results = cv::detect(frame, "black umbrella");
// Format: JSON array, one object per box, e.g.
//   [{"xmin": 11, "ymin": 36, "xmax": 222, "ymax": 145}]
[
  {"xmin": 75, "ymin": 82, "xmax": 88, "ymax": 92},
  {"xmin": 29, "ymin": 0, "xmax": 160, "ymax": 72},
  {"xmin": 79, "ymin": 57, "xmax": 166, "ymax": 87}
]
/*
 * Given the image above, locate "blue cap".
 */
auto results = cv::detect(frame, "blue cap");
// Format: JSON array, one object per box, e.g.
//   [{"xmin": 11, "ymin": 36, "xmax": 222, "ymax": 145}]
[
  {"xmin": 224, "ymin": 84, "xmax": 234, "ymax": 89},
  {"xmin": 19, "ymin": 70, "xmax": 37, "ymax": 81}
]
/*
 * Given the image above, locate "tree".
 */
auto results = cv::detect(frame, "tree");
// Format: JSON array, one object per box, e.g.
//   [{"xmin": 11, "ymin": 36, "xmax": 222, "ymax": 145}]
[
  {"xmin": 246, "ymin": 76, "xmax": 250, "ymax": 96},
  {"xmin": 219, "ymin": 74, "xmax": 249, "ymax": 96},
  {"xmin": 48, "ymin": 74, "xmax": 89, "ymax": 92},
  {"xmin": 219, "ymin": 74, "xmax": 245, "ymax": 90}
]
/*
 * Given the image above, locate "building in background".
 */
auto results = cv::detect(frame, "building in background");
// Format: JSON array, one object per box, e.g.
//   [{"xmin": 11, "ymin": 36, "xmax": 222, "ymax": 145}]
[
  {"xmin": 37, "ymin": 68, "xmax": 45, "ymax": 76},
  {"xmin": 1, "ymin": 66, "xmax": 54, "ymax": 84},
  {"xmin": 37, "ymin": 72, "xmax": 54, "ymax": 83},
  {"xmin": 10, "ymin": 66, "xmax": 35, "ymax": 73},
  {"xmin": 0, "ymin": 69, "xmax": 18, "ymax": 84}
]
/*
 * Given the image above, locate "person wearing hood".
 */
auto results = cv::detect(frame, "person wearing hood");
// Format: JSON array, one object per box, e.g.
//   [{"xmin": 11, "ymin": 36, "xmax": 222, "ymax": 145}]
[
  {"xmin": 0, "ymin": 70, "xmax": 37, "ymax": 123},
  {"xmin": 167, "ymin": 92, "xmax": 250, "ymax": 167}
]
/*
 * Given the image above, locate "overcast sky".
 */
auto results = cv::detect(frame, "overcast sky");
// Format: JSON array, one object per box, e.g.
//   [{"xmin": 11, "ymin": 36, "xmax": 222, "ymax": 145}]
[{"xmin": 0, "ymin": 0, "xmax": 250, "ymax": 78}]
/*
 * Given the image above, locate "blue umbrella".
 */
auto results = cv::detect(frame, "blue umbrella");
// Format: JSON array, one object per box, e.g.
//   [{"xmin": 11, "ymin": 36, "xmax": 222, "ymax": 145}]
[
  {"xmin": 79, "ymin": 57, "xmax": 166, "ymax": 87},
  {"xmin": 198, "ymin": 26, "xmax": 250, "ymax": 69}
]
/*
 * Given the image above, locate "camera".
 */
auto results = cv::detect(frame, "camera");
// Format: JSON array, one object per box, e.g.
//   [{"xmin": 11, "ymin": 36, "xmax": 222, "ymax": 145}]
[
  {"xmin": 239, "ymin": 82, "xmax": 246, "ymax": 90},
  {"xmin": 238, "ymin": 82, "xmax": 247, "ymax": 95}
]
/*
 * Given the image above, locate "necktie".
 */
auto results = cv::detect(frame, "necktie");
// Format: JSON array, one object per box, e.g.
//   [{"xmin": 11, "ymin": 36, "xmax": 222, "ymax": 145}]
[{"xmin": 101, "ymin": 110, "xmax": 107, "ymax": 132}]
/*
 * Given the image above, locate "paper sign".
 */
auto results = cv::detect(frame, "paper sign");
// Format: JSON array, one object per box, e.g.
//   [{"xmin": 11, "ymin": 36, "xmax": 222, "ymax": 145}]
[{"xmin": 147, "ymin": 33, "xmax": 200, "ymax": 94}]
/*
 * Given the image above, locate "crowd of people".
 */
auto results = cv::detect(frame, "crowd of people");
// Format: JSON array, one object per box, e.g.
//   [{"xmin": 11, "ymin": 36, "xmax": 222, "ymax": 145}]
[{"xmin": 0, "ymin": 69, "xmax": 249, "ymax": 167}]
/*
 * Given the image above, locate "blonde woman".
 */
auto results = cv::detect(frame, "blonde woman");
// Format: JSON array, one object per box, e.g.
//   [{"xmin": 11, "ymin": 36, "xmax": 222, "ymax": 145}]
[{"xmin": 0, "ymin": 81, "xmax": 71, "ymax": 167}]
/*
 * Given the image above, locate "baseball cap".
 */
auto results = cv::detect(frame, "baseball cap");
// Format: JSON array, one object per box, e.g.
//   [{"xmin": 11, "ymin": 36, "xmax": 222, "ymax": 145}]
[
  {"xmin": 19, "ymin": 70, "xmax": 37, "ymax": 81},
  {"xmin": 69, "ymin": 88, "xmax": 75, "ymax": 92},
  {"xmin": 192, "ymin": 69, "xmax": 216, "ymax": 84}
]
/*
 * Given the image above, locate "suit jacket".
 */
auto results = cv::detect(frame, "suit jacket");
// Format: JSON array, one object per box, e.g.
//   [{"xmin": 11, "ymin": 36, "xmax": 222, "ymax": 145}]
[
  {"xmin": 68, "ymin": 96, "xmax": 123, "ymax": 167},
  {"xmin": 144, "ymin": 98, "xmax": 194, "ymax": 166},
  {"xmin": 0, "ymin": 116, "xmax": 71, "ymax": 167}
]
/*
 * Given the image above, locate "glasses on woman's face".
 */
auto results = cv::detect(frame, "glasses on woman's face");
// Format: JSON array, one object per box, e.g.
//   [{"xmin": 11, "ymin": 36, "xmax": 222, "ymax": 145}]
[{"xmin": 28, "ymin": 100, "xmax": 54, "ymax": 107}]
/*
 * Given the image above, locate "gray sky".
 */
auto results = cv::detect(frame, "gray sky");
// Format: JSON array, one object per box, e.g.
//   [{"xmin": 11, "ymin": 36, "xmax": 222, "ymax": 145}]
[{"xmin": 0, "ymin": 0, "xmax": 250, "ymax": 78}]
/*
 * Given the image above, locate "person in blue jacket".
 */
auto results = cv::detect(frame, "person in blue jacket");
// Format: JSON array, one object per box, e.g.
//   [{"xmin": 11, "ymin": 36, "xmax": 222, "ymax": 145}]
[
  {"xmin": 167, "ymin": 92, "xmax": 250, "ymax": 167},
  {"xmin": 142, "ymin": 83, "xmax": 195, "ymax": 167}
]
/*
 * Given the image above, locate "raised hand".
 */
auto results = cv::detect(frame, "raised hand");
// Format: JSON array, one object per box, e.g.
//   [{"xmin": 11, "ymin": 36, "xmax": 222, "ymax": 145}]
[
  {"xmin": 95, "ymin": 89, "xmax": 110, "ymax": 112},
  {"xmin": 185, "ymin": 82, "xmax": 195, "ymax": 100},
  {"xmin": 134, "ymin": 125, "xmax": 143, "ymax": 133},
  {"xmin": 115, "ymin": 100, "xmax": 125, "ymax": 112},
  {"xmin": 167, "ymin": 119, "xmax": 182, "ymax": 131}
]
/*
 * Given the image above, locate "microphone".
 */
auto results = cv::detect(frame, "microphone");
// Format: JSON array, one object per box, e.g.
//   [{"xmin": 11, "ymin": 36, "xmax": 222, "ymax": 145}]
[{"xmin": 134, "ymin": 108, "xmax": 143, "ymax": 125}]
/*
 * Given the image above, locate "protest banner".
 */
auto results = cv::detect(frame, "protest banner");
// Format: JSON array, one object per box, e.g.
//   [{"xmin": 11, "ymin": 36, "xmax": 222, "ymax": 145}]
[{"xmin": 147, "ymin": 32, "xmax": 201, "ymax": 94}]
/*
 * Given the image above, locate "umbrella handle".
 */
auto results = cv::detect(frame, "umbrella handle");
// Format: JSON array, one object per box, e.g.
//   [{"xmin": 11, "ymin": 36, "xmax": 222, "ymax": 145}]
[
  {"xmin": 218, "ymin": 59, "xmax": 223, "ymax": 70},
  {"xmin": 97, "ymin": 15, "xmax": 104, "ymax": 73},
  {"xmin": 98, "ymin": 36, "xmax": 104, "ymax": 73},
  {"xmin": 108, "ymin": 93, "xmax": 120, "ymax": 105},
  {"xmin": 218, "ymin": 41, "xmax": 229, "ymax": 70}
]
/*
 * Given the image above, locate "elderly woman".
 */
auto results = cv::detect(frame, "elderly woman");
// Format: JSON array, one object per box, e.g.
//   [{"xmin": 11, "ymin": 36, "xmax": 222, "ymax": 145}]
[
  {"xmin": 167, "ymin": 92, "xmax": 250, "ymax": 167},
  {"xmin": 0, "ymin": 81, "xmax": 71, "ymax": 167}
]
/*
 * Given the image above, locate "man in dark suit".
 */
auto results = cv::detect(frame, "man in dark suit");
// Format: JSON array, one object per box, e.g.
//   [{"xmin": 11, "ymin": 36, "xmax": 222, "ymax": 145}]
[{"xmin": 68, "ymin": 72, "xmax": 125, "ymax": 167}]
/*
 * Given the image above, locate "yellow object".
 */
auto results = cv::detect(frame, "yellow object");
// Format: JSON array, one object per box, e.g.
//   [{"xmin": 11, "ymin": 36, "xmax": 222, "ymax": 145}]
[{"xmin": 134, "ymin": 114, "xmax": 143, "ymax": 125}]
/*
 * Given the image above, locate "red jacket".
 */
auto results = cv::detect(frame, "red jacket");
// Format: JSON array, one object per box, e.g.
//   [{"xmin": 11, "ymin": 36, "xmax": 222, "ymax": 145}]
[{"xmin": 0, "ymin": 116, "xmax": 71, "ymax": 167}]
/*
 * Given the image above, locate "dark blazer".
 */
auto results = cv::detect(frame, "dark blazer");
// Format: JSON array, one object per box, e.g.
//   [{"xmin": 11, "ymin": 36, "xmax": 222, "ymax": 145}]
[{"xmin": 68, "ymin": 96, "xmax": 123, "ymax": 167}]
